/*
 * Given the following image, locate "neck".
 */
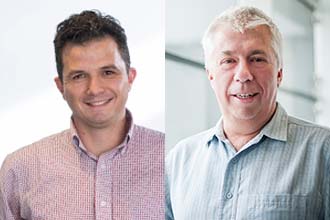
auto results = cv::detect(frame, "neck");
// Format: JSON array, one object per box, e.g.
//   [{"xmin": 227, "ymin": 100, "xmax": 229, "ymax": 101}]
[
  {"xmin": 73, "ymin": 115, "xmax": 128, "ymax": 157},
  {"xmin": 223, "ymin": 107, "xmax": 276, "ymax": 152}
]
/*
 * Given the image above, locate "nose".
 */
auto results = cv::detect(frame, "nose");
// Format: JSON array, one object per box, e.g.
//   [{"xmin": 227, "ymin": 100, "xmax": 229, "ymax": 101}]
[
  {"xmin": 87, "ymin": 76, "xmax": 105, "ymax": 95},
  {"xmin": 234, "ymin": 60, "xmax": 254, "ymax": 83}
]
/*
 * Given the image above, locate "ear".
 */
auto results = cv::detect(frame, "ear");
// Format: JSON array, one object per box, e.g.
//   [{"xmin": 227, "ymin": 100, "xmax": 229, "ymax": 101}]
[
  {"xmin": 127, "ymin": 68, "xmax": 137, "ymax": 91},
  {"xmin": 206, "ymin": 68, "xmax": 214, "ymax": 81},
  {"xmin": 277, "ymin": 68, "xmax": 283, "ymax": 87},
  {"xmin": 54, "ymin": 76, "xmax": 65, "ymax": 99}
]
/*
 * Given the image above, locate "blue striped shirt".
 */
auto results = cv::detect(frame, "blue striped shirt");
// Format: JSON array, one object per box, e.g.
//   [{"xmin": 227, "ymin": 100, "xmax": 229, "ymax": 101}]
[{"xmin": 166, "ymin": 104, "xmax": 330, "ymax": 220}]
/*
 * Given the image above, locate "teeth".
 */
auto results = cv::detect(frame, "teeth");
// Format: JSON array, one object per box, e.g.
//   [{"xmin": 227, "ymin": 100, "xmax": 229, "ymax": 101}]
[
  {"xmin": 236, "ymin": 94, "xmax": 254, "ymax": 98},
  {"xmin": 88, "ymin": 100, "xmax": 109, "ymax": 106}
]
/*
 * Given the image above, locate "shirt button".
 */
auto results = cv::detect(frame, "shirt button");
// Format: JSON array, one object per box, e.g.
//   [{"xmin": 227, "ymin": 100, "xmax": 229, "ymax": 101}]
[
  {"xmin": 100, "ymin": 201, "xmax": 107, "ymax": 207},
  {"xmin": 226, "ymin": 193, "xmax": 233, "ymax": 199},
  {"xmin": 231, "ymin": 158, "xmax": 238, "ymax": 164}
]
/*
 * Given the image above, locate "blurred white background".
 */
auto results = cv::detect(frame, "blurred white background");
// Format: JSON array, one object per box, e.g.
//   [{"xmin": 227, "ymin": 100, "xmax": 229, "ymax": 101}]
[
  {"xmin": 0, "ymin": 0, "xmax": 165, "ymax": 165},
  {"xmin": 166, "ymin": 0, "xmax": 330, "ymax": 151}
]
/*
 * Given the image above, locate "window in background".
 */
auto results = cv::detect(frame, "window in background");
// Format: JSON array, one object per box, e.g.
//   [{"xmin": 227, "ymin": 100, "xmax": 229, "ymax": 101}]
[{"xmin": 165, "ymin": 0, "xmax": 329, "ymax": 151}]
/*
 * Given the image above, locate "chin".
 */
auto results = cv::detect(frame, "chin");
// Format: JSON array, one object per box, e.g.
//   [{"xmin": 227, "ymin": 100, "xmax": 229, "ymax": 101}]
[
  {"xmin": 87, "ymin": 119, "xmax": 112, "ymax": 129},
  {"xmin": 233, "ymin": 110, "xmax": 258, "ymax": 120},
  {"xmin": 84, "ymin": 113, "xmax": 112, "ymax": 126},
  {"xmin": 234, "ymin": 115, "xmax": 257, "ymax": 121}
]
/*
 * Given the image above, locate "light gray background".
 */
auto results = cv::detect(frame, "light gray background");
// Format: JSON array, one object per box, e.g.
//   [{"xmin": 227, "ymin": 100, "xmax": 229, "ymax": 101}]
[{"xmin": 0, "ymin": 0, "xmax": 165, "ymax": 164}]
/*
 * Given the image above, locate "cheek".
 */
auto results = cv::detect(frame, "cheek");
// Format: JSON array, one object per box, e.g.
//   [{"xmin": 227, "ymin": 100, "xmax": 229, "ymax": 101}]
[
  {"xmin": 62, "ymin": 91, "xmax": 75, "ymax": 104},
  {"xmin": 215, "ymin": 72, "xmax": 231, "ymax": 86},
  {"xmin": 115, "ymin": 80, "xmax": 130, "ymax": 93},
  {"xmin": 259, "ymin": 77, "xmax": 278, "ymax": 96},
  {"xmin": 63, "ymin": 86, "xmax": 83, "ymax": 102},
  {"xmin": 212, "ymin": 76, "xmax": 231, "ymax": 98},
  {"xmin": 255, "ymin": 68, "xmax": 278, "ymax": 86}
]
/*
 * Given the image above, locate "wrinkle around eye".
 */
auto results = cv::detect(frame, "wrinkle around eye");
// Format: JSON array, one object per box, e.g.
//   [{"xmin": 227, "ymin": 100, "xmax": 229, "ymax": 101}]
[
  {"xmin": 220, "ymin": 58, "xmax": 236, "ymax": 65},
  {"xmin": 250, "ymin": 57, "xmax": 268, "ymax": 63},
  {"xmin": 72, "ymin": 73, "xmax": 86, "ymax": 80},
  {"xmin": 103, "ymin": 70, "xmax": 116, "ymax": 76}
]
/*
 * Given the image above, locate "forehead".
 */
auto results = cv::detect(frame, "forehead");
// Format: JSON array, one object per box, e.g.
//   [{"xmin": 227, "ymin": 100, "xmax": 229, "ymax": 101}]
[
  {"xmin": 208, "ymin": 23, "xmax": 272, "ymax": 54},
  {"xmin": 61, "ymin": 37, "xmax": 125, "ymax": 71},
  {"xmin": 62, "ymin": 37, "xmax": 120, "ymax": 60},
  {"xmin": 61, "ymin": 37, "xmax": 126, "ymax": 75}
]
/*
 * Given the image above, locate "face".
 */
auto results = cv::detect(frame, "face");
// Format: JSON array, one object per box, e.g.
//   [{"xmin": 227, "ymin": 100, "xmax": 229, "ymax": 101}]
[
  {"xmin": 206, "ymin": 24, "xmax": 282, "ymax": 124},
  {"xmin": 55, "ymin": 37, "xmax": 136, "ymax": 129}
]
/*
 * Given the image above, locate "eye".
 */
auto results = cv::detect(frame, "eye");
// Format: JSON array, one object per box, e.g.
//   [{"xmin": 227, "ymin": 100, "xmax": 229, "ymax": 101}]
[
  {"xmin": 104, "ymin": 70, "xmax": 116, "ymax": 76},
  {"xmin": 220, "ymin": 58, "xmax": 236, "ymax": 65},
  {"xmin": 72, "ymin": 73, "xmax": 86, "ymax": 80},
  {"xmin": 250, "ymin": 57, "xmax": 267, "ymax": 63}
]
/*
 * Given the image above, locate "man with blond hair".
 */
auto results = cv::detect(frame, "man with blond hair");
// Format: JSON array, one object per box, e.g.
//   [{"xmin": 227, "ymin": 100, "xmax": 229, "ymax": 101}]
[{"xmin": 166, "ymin": 6, "xmax": 330, "ymax": 219}]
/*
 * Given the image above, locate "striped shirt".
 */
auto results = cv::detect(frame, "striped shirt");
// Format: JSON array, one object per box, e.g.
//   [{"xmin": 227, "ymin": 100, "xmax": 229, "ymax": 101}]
[
  {"xmin": 0, "ymin": 111, "xmax": 164, "ymax": 220},
  {"xmin": 166, "ymin": 103, "xmax": 330, "ymax": 220}
]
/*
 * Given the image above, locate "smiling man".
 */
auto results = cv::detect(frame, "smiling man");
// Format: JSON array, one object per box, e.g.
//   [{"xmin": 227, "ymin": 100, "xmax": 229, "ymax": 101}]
[
  {"xmin": 166, "ymin": 6, "xmax": 330, "ymax": 220},
  {"xmin": 0, "ymin": 10, "xmax": 164, "ymax": 220}
]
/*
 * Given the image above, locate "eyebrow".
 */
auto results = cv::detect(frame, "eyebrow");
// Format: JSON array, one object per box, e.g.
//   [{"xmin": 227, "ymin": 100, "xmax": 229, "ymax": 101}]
[
  {"xmin": 100, "ymin": 65, "xmax": 120, "ymax": 71},
  {"xmin": 66, "ymin": 64, "xmax": 120, "ymax": 77},
  {"xmin": 67, "ymin": 70, "xmax": 86, "ymax": 77},
  {"xmin": 221, "ymin": 50, "xmax": 234, "ymax": 56},
  {"xmin": 221, "ymin": 49, "xmax": 268, "ymax": 57},
  {"xmin": 248, "ymin": 50, "xmax": 267, "ymax": 56}
]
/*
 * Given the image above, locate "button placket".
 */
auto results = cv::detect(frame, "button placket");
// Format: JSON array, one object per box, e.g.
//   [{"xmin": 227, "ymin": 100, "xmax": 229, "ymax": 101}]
[
  {"xmin": 226, "ymin": 192, "xmax": 233, "ymax": 199},
  {"xmin": 95, "ymin": 155, "xmax": 112, "ymax": 220},
  {"xmin": 100, "ymin": 201, "xmax": 107, "ymax": 207},
  {"xmin": 219, "ymin": 155, "xmax": 242, "ymax": 220}
]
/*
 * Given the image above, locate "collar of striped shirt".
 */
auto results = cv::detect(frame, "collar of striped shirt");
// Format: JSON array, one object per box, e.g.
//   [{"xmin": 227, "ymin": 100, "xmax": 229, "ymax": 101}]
[{"xmin": 205, "ymin": 103, "xmax": 288, "ymax": 148}]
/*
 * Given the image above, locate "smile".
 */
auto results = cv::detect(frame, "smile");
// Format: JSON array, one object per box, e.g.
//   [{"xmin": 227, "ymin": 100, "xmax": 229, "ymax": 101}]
[
  {"xmin": 85, "ymin": 98, "xmax": 113, "ymax": 107},
  {"xmin": 234, "ymin": 93, "xmax": 258, "ymax": 99}
]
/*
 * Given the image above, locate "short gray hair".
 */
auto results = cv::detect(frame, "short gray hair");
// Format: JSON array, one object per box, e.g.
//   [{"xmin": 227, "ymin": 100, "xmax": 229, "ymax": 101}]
[{"xmin": 202, "ymin": 6, "xmax": 283, "ymax": 69}]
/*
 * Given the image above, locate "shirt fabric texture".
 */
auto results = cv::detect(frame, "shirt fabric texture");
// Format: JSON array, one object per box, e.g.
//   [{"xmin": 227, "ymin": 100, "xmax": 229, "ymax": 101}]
[
  {"xmin": 0, "ymin": 111, "xmax": 164, "ymax": 220},
  {"xmin": 166, "ymin": 103, "xmax": 330, "ymax": 220}
]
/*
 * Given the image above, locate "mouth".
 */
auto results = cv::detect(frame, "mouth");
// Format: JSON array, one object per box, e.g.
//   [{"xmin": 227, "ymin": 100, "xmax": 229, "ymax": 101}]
[
  {"xmin": 232, "ymin": 93, "xmax": 259, "ymax": 103},
  {"xmin": 85, "ymin": 98, "xmax": 113, "ymax": 107},
  {"xmin": 234, "ymin": 93, "xmax": 258, "ymax": 99}
]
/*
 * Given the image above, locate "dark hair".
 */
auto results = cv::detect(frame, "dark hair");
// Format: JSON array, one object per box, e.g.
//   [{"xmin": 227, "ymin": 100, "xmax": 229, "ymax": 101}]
[{"xmin": 54, "ymin": 10, "xmax": 130, "ymax": 81}]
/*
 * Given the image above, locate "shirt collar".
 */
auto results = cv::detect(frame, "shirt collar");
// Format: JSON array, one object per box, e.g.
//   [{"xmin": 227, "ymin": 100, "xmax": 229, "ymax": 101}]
[
  {"xmin": 206, "ymin": 103, "xmax": 288, "ymax": 146},
  {"xmin": 69, "ymin": 109, "xmax": 135, "ymax": 158},
  {"xmin": 259, "ymin": 103, "xmax": 288, "ymax": 142},
  {"xmin": 206, "ymin": 120, "xmax": 224, "ymax": 146}
]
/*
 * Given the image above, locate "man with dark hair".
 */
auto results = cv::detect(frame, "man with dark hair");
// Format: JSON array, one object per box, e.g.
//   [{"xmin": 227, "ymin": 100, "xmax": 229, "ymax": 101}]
[
  {"xmin": 0, "ymin": 10, "xmax": 164, "ymax": 220},
  {"xmin": 54, "ymin": 10, "xmax": 131, "ymax": 81}
]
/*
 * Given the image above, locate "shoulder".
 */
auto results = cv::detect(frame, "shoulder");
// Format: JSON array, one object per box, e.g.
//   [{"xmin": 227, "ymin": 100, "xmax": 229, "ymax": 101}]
[
  {"xmin": 0, "ymin": 129, "xmax": 71, "ymax": 175},
  {"xmin": 166, "ymin": 128, "xmax": 213, "ymax": 167},
  {"xmin": 128, "ymin": 125, "xmax": 164, "ymax": 156},
  {"xmin": 286, "ymin": 116, "xmax": 330, "ymax": 163},
  {"xmin": 132, "ymin": 124, "xmax": 164, "ymax": 143},
  {"xmin": 8, "ymin": 129, "xmax": 70, "ymax": 159},
  {"xmin": 288, "ymin": 115, "xmax": 330, "ymax": 130},
  {"xmin": 287, "ymin": 115, "xmax": 330, "ymax": 140},
  {"xmin": 169, "ymin": 128, "xmax": 213, "ymax": 155}
]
